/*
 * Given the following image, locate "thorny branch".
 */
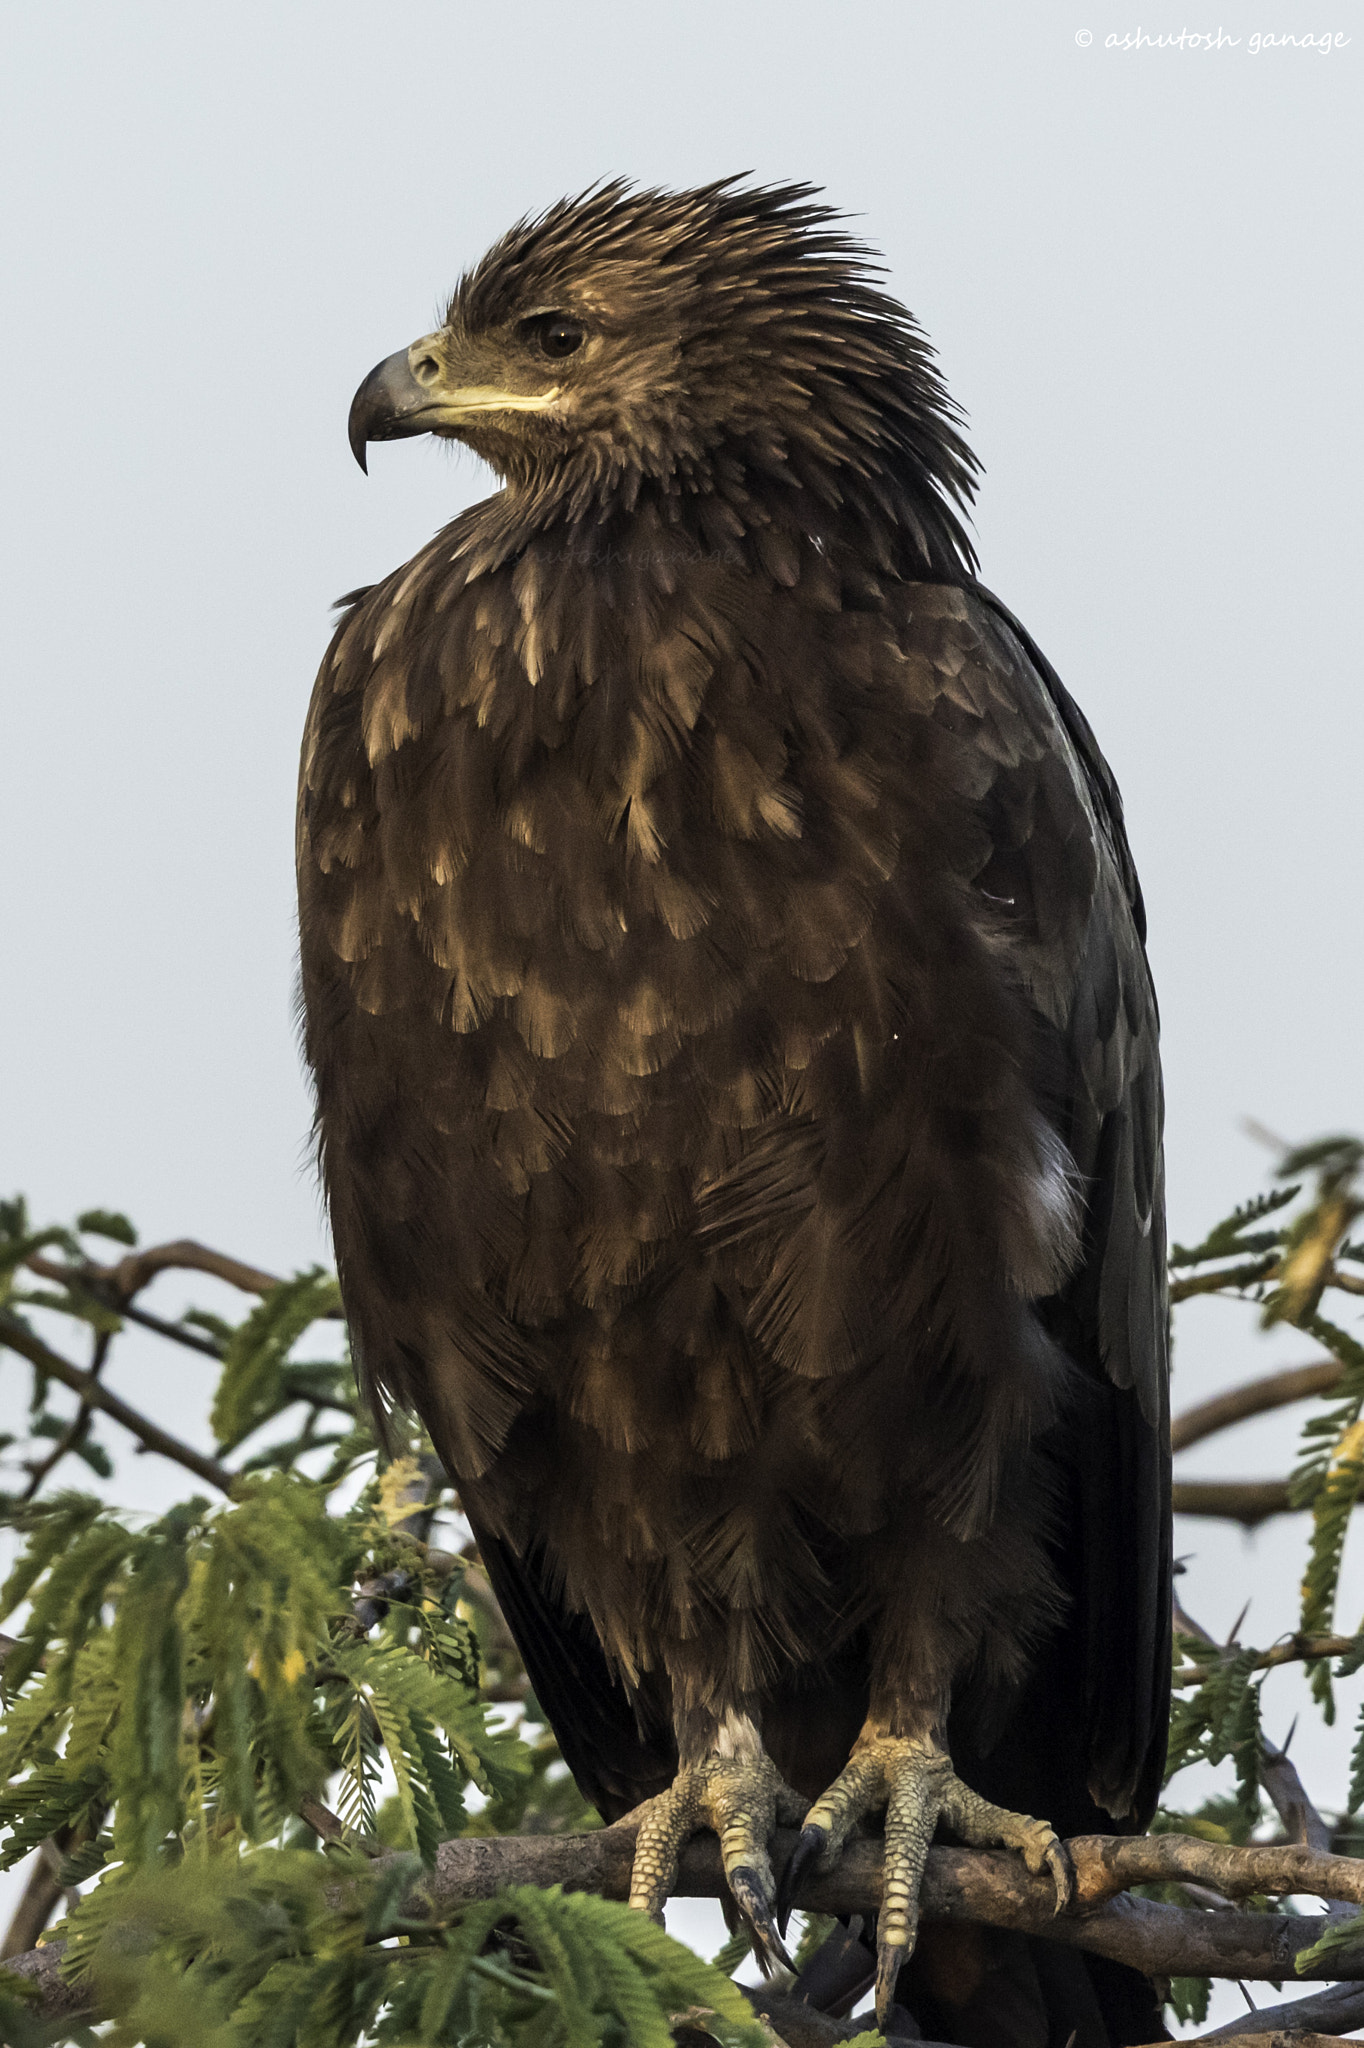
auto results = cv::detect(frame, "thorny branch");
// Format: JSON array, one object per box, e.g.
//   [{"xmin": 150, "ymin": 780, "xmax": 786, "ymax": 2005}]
[
  {"xmin": 10, "ymin": 1826, "xmax": 1364, "ymax": 2027},
  {"xmin": 19, "ymin": 1325, "xmax": 114, "ymax": 1502},
  {"xmin": 1170, "ymin": 1357, "xmax": 1356, "ymax": 1523},
  {"xmin": 1174, "ymin": 1635, "xmax": 1360, "ymax": 1691},
  {"xmin": 0, "ymin": 1320, "xmax": 237, "ymax": 1497},
  {"xmin": 4, "ymin": 1234, "xmax": 348, "ymax": 1500},
  {"xmin": 1171, "ymin": 1481, "xmax": 1299, "ymax": 1527},
  {"xmin": 1171, "ymin": 1361, "xmax": 1345, "ymax": 1454}
]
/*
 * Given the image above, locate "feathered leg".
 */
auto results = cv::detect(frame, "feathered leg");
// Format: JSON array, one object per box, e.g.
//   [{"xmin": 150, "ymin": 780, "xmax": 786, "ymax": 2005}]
[{"xmin": 779, "ymin": 1496, "xmax": 1074, "ymax": 2030}]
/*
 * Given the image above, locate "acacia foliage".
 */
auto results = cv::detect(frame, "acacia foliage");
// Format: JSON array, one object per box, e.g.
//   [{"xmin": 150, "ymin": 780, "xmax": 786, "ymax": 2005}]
[
  {"xmin": 1159, "ymin": 1138, "xmax": 1364, "ymax": 2022},
  {"xmin": 0, "ymin": 1209, "xmax": 765, "ymax": 2048},
  {"xmin": 0, "ymin": 1141, "xmax": 1361, "ymax": 2043}
]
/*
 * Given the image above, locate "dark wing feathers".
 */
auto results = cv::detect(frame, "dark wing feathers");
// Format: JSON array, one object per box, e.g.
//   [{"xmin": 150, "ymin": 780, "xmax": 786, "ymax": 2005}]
[
  {"xmin": 971, "ymin": 584, "xmax": 1151, "ymax": 947},
  {"xmin": 932, "ymin": 583, "xmax": 1169, "ymax": 1825}
]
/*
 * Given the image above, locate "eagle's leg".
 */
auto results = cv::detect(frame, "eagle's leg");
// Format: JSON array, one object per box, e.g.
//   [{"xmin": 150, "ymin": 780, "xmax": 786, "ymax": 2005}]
[
  {"xmin": 627, "ymin": 1710, "xmax": 806, "ymax": 1972},
  {"xmin": 782, "ymin": 1721, "xmax": 1073, "ymax": 2028}
]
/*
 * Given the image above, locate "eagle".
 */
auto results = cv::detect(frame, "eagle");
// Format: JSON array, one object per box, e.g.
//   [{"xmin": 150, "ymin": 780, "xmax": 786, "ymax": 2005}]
[{"xmin": 298, "ymin": 180, "xmax": 1170, "ymax": 2043}]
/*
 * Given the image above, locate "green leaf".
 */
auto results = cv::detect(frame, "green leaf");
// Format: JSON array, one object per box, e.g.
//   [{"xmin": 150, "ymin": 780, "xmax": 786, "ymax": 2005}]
[
  {"xmin": 1169, "ymin": 1184, "xmax": 1297, "ymax": 1267},
  {"xmin": 0, "ymin": 1499, "xmax": 135, "ymax": 1699},
  {"xmin": 0, "ymin": 1227, "xmax": 78, "ymax": 1301},
  {"xmin": 1167, "ymin": 1975, "xmax": 1211, "ymax": 2026},
  {"xmin": 210, "ymin": 1271, "xmax": 343, "ymax": 1454},
  {"xmin": 1295, "ymin": 1905, "xmax": 1364, "ymax": 1974},
  {"xmin": 57, "ymin": 1834, "xmax": 112, "ymax": 1887},
  {"xmin": 0, "ymin": 1763, "xmax": 107, "ymax": 1871},
  {"xmin": 110, "ymin": 1519, "xmax": 191, "ymax": 1862},
  {"xmin": 76, "ymin": 1210, "xmax": 138, "ymax": 1247},
  {"xmin": 1165, "ymin": 1648, "xmax": 1263, "ymax": 1810},
  {"xmin": 325, "ymin": 1633, "xmax": 524, "ymax": 1862},
  {"xmin": 189, "ymin": 1476, "xmax": 344, "ymax": 1834}
]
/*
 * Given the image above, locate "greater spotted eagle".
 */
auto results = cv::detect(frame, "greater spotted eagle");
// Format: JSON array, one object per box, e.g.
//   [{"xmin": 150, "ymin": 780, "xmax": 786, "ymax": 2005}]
[{"xmin": 298, "ymin": 180, "xmax": 1170, "ymax": 2043}]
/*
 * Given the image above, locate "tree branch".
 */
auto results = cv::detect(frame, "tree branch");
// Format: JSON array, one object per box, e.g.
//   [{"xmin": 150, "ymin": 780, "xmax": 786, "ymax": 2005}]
[
  {"xmin": 1195, "ymin": 1980, "xmax": 1364, "ymax": 2040},
  {"xmin": 0, "ymin": 1320, "xmax": 237, "ymax": 1496},
  {"xmin": 12, "ymin": 1828, "xmax": 1364, "ymax": 2026},
  {"xmin": 26, "ymin": 1242, "xmax": 280, "ymax": 1303},
  {"xmin": 1171, "ymin": 2033, "xmax": 1354, "ymax": 2048},
  {"xmin": 1261, "ymin": 1736, "xmax": 1334, "ymax": 1855},
  {"xmin": 1173, "ymin": 1481, "xmax": 1298, "ymax": 1525},
  {"xmin": 404, "ymin": 1827, "xmax": 1364, "ymax": 1981},
  {"xmin": 19, "ymin": 1324, "xmax": 113, "ymax": 1501},
  {"xmin": 106, "ymin": 1239, "xmax": 285, "ymax": 1299},
  {"xmin": 0, "ymin": 1833, "xmax": 75, "ymax": 1961},
  {"xmin": 1174, "ymin": 1635, "xmax": 1357, "ymax": 1689},
  {"xmin": 111, "ymin": 1299, "xmax": 226, "ymax": 1357},
  {"xmin": 0, "ymin": 1936, "xmax": 86, "ymax": 2022},
  {"xmin": 25, "ymin": 1235, "xmax": 346, "ymax": 1340},
  {"xmin": 1172, "ymin": 1362, "xmax": 1345, "ymax": 1453},
  {"xmin": 1170, "ymin": 1260, "xmax": 1278, "ymax": 1304}
]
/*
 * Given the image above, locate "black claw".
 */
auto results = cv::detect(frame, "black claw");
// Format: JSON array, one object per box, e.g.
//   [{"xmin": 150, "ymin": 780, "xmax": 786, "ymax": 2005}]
[
  {"xmin": 728, "ymin": 1865, "xmax": 795, "ymax": 1975},
  {"xmin": 1048, "ymin": 1838, "xmax": 1077, "ymax": 1913},
  {"xmin": 875, "ymin": 1940, "xmax": 908, "ymax": 2032},
  {"xmin": 776, "ymin": 1822, "xmax": 828, "ymax": 1936}
]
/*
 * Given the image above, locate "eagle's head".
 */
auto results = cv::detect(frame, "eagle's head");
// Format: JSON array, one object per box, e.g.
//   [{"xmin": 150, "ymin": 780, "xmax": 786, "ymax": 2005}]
[{"xmin": 349, "ymin": 179, "xmax": 978, "ymax": 573}]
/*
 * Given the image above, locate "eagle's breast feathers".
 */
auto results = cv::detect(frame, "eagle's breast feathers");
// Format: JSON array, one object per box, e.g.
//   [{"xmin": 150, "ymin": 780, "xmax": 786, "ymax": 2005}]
[{"xmin": 299, "ymin": 522, "xmax": 1158, "ymax": 1709}]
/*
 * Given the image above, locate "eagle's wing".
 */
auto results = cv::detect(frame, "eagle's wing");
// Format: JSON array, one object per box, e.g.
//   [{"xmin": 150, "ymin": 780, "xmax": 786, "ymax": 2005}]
[
  {"xmin": 908, "ymin": 581, "xmax": 1170, "ymax": 1831},
  {"xmin": 475, "ymin": 1529, "xmax": 677, "ymax": 1823}
]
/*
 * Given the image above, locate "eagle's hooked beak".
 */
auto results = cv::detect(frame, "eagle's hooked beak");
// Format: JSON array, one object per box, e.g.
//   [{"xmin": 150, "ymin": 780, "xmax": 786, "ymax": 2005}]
[{"xmin": 347, "ymin": 333, "xmax": 562, "ymax": 473}]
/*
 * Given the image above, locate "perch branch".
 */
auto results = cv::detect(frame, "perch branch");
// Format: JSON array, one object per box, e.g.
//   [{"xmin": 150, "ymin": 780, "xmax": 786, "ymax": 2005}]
[
  {"xmin": 11, "ymin": 1827, "xmax": 1364, "ymax": 2026},
  {"xmin": 402, "ymin": 1825, "xmax": 1364, "ymax": 1979}
]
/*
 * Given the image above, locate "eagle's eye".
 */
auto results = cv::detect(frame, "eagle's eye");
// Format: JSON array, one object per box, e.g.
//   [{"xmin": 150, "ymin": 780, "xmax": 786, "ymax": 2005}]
[{"xmin": 519, "ymin": 314, "xmax": 586, "ymax": 361}]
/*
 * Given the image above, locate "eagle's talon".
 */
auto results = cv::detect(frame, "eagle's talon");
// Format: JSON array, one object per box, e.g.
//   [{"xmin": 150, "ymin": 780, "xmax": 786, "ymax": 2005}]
[
  {"xmin": 729, "ymin": 1863, "xmax": 795, "ymax": 1975},
  {"xmin": 627, "ymin": 1747, "xmax": 799, "ymax": 1969},
  {"xmin": 776, "ymin": 1821, "xmax": 829, "ymax": 1934},
  {"xmin": 1045, "ymin": 1838, "xmax": 1076, "ymax": 1913},
  {"xmin": 876, "ymin": 1938, "xmax": 910, "ymax": 2031},
  {"xmin": 798, "ymin": 1729, "xmax": 1066, "ymax": 2029}
]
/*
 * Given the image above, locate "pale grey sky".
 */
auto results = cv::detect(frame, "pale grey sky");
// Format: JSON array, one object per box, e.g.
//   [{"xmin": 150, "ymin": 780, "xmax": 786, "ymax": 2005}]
[{"xmin": 1, "ymin": 0, "xmax": 1360, "ymax": 2012}]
